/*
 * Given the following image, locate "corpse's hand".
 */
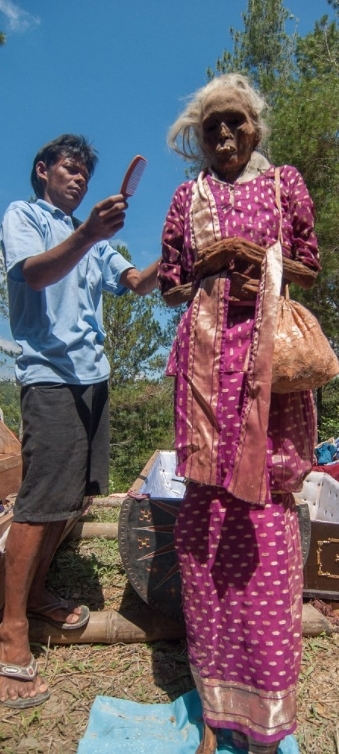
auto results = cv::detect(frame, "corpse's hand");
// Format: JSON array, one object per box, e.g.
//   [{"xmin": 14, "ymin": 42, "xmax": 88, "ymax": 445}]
[{"xmin": 82, "ymin": 194, "xmax": 128, "ymax": 244}]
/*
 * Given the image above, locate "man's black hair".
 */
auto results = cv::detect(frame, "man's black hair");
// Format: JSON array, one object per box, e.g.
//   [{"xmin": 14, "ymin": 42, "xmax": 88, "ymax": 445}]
[{"xmin": 30, "ymin": 134, "xmax": 99, "ymax": 198}]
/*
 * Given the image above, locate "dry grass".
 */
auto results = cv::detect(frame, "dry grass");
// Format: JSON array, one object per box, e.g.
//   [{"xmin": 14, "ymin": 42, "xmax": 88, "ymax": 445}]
[
  {"xmin": 297, "ymin": 633, "xmax": 339, "ymax": 754},
  {"xmin": 0, "ymin": 505, "xmax": 338, "ymax": 754}
]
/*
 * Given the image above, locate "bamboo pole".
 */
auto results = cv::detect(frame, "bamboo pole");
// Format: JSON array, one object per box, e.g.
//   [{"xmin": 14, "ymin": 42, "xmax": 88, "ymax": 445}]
[
  {"xmin": 28, "ymin": 607, "xmax": 186, "ymax": 645},
  {"xmin": 301, "ymin": 603, "xmax": 335, "ymax": 636},
  {"xmin": 67, "ymin": 522, "xmax": 118, "ymax": 540},
  {"xmin": 92, "ymin": 494, "xmax": 126, "ymax": 507},
  {"xmin": 27, "ymin": 603, "xmax": 335, "ymax": 646}
]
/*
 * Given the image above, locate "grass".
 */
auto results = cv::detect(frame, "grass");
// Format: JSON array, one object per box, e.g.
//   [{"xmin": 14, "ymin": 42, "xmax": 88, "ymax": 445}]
[{"xmin": 0, "ymin": 504, "xmax": 338, "ymax": 753}]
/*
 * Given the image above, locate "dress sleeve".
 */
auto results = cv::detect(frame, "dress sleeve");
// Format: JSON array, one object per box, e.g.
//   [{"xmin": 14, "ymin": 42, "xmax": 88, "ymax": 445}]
[
  {"xmin": 281, "ymin": 166, "xmax": 321, "ymax": 271},
  {"xmin": 158, "ymin": 184, "xmax": 193, "ymax": 294}
]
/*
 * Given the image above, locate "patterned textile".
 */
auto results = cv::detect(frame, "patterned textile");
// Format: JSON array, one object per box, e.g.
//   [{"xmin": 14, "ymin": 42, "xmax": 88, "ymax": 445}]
[
  {"xmin": 159, "ymin": 162, "xmax": 319, "ymax": 507},
  {"xmin": 159, "ymin": 159, "xmax": 320, "ymax": 746},
  {"xmin": 175, "ymin": 483, "xmax": 303, "ymax": 745},
  {"xmin": 159, "ymin": 160, "xmax": 320, "ymax": 296}
]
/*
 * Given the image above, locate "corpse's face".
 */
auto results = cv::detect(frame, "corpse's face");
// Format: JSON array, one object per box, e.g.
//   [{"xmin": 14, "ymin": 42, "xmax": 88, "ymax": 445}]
[
  {"xmin": 201, "ymin": 90, "xmax": 259, "ymax": 182},
  {"xmin": 36, "ymin": 156, "xmax": 89, "ymax": 215}
]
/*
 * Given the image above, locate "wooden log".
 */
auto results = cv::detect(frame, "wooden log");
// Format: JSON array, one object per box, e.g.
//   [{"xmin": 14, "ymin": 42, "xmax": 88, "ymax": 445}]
[
  {"xmin": 0, "ymin": 421, "xmax": 21, "ymax": 455},
  {"xmin": 27, "ymin": 603, "xmax": 335, "ymax": 646},
  {"xmin": 28, "ymin": 607, "xmax": 186, "ymax": 644},
  {"xmin": 67, "ymin": 522, "xmax": 118, "ymax": 540},
  {"xmin": 92, "ymin": 494, "xmax": 126, "ymax": 507},
  {"xmin": 301, "ymin": 602, "xmax": 335, "ymax": 636}
]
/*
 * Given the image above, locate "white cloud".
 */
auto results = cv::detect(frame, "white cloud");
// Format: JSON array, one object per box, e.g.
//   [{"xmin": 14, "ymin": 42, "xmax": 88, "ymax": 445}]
[
  {"xmin": 0, "ymin": 337, "xmax": 20, "ymax": 354},
  {"xmin": 0, "ymin": 0, "xmax": 40, "ymax": 33}
]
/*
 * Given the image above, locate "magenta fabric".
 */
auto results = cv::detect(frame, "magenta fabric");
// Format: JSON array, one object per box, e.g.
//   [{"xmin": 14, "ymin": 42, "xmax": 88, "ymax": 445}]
[
  {"xmin": 160, "ymin": 165, "xmax": 319, "ymax": 504},
  {"xmin": 159, "ymin": 163, "xmax": 320, "ymax": 746},
  {"xmin": 175, "ymin": 483, "xmax": 303, "ymax": 745},
  {"xmin": 159, "ymin": 166, "xmax": 320, "ymax": 296}
]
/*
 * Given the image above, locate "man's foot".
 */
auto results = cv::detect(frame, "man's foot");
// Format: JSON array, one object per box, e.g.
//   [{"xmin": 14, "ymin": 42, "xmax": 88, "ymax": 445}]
[
  {"xmin": 195, "ymin": 724, "xmax": 217, "ymax": 754},
  {"xmin": 0, "ymin": 654, "xmax": 50, "ymax": 709},
  {"xmin": 27, "ymin": 590, "xmax": 90, "ymax": 630},
  {"xmin": 0, "ymin": 625, "xmax": 50, "ymax": 709}
]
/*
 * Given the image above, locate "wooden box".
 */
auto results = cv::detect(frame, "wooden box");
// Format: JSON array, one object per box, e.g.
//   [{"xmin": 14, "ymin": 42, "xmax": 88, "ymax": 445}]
[
  {"xmin": 0, "ymin": 420, "xmax": 22, "ymax": 504},
  {"xmin": 119, "ymin": 452, "xmax": 339, "ymax": 617},
  {"xmin": 298, "ymin": 471, "xmax": 339, "ymax": 600}
]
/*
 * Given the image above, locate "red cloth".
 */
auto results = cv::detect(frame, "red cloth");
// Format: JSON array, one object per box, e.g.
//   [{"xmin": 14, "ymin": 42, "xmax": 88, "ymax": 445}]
[{"xmin": 312, "ymin": 462, "xmax": 339, "ymax": 481}]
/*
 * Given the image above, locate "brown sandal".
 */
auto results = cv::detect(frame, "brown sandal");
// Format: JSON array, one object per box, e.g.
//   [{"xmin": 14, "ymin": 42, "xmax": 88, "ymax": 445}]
[
  {"xmin": 195, "ymin": 723, "xmax": 217, "ymax": 754},
  {"xmin": 248, "ymin": 739, "xmax": 279, "ymax": 754},
  {"xmin": 232, "ymin": 730, "xmax": 248, "ymax": 750}
]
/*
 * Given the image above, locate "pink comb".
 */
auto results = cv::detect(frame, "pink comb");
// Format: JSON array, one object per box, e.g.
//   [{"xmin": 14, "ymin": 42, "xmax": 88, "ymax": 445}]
[{"xmin": 120, "ymin": 155, "xmax": 147, "ymax": 197}]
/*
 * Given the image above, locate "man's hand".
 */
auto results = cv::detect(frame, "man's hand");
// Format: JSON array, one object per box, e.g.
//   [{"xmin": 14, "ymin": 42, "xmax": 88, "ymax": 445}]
[
  {"xmin": 81, "ymin": 195, "xmax": 128, "ymax": 244},
  {"xmin": 23, "ymin": 194, "xmax": 128, "ymax": 291}
]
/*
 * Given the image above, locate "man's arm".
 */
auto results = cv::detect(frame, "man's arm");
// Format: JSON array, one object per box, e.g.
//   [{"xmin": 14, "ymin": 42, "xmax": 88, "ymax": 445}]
[
  {"xmin": 120, "ymin": 258, "xmax": 160, "ymax": 296},
  {"xmin": 22, "ymin": 195, "xmax": 127, "ymax": 291}
]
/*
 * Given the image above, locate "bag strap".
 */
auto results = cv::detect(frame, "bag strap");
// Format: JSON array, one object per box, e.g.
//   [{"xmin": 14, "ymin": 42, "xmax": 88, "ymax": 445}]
[
  {"xmin": 274, "ymin": 166, "xmax": 283, "ymax": 244},
  {"xmin": 274, "ymin": 165, "xmax": 288, "ymax": 297}
]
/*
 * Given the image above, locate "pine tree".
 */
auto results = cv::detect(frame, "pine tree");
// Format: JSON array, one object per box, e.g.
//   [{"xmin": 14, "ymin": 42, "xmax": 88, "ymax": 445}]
[{"xmin": 208, "ymin": 0, "xmax": 339, "ymax": 434}]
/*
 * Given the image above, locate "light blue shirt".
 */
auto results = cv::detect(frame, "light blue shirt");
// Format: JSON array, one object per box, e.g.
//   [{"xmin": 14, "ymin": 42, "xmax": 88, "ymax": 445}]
[{"xmin": 0, "ymin": 199, "xmax": 133, "ymax": 386}]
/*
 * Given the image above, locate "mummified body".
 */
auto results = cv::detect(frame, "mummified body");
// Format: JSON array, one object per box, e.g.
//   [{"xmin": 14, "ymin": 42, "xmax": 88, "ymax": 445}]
[{"xmin": 159, "ymin": 74, "xmax": 320, "ymax": 754}]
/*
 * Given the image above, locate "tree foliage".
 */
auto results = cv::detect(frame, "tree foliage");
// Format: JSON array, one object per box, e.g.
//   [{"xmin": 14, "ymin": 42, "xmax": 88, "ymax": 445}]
[
  {"xmin": 109, "ymin": 378, "xmax": 174, "ymax": 491},
  {"xmin": 103, "ymin": 247, "xmax": 163, "ymax": 390},
  {"xmin": 267, "ymin": 12, "xmax": 339, "ymax": 351},
  {"xmin": 208, "ymin": 0, "xmax": 339, "ymax": 436},
  {"xmin": 0, "ymin": 380, "xmax": 21, "ymax": 436},
  {"xmin": 103, "ymin": 245, "xmax": 174, "ymax": 488},
  {"xmin": 208, "ymin": 0, "xmax": 295, "ymax": 100}
]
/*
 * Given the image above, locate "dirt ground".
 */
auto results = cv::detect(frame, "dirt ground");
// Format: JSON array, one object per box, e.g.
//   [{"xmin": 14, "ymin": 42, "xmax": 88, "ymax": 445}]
[{"xmin": 0, "ymin": 506, "xmax": 338, "ymax": 754}]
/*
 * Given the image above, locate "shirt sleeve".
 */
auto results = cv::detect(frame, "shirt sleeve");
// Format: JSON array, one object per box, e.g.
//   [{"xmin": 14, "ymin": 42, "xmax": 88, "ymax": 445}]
[
  {"xmin": 281, "ymin": 166, "xmax": 321, "ymax": 271},
  {"xmin": 0, "ymin": 202, "xmax": 46, "ymax": 281},
  {"xmin": 99, "ymin": 242, "xmax": 134, "ymax": 296}
]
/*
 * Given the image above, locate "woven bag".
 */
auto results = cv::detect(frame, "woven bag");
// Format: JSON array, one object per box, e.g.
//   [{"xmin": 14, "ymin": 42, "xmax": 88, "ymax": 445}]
[{"xmin": 271, "ymin": 287, "xmax": 339, "ymax": 393}]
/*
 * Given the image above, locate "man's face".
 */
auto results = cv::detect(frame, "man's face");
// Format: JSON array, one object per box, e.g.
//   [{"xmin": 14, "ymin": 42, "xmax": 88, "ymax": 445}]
[
  {"xmin": 201, "ymin": 90, "xmax": 258, "ymax": 181},
  {"xmin": 36, "ymin": 156, "xmax": 89, "ymax": 214}
]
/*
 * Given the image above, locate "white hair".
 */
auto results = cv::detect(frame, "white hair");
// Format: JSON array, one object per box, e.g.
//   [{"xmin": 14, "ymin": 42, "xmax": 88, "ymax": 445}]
[{"xmin": 167, "ymin": 73, "xmax": 269, "ymax": 166}]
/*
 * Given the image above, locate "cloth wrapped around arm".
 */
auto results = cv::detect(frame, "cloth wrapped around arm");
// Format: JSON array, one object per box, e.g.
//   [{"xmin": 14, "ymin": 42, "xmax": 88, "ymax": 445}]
[{"xmin": 162, "ymin": 236, "xmax": 318, "ymax": 307}]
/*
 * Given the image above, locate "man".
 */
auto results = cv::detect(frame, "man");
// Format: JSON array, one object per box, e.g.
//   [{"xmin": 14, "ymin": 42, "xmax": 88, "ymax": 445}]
[{"xmin": 0, "ymin": 134, "xmax": 159, "ymax": 708}]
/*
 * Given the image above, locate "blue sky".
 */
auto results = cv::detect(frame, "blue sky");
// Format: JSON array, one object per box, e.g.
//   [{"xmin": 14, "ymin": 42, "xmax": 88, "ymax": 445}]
[{"xmin": 0, "ymin": 0, "xmax": 336, "ymax": 369}]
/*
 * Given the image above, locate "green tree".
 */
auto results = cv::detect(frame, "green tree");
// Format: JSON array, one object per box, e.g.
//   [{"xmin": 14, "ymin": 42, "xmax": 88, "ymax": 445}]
[
  {"xmin": 267, "ymin": 13, "xmax": 339, "ymax": 352},
  {"xmin": 208, "ymin": 0, "xmax": 295, "ymax": 101},
  {"xmin": 327, "ymin": 0, "xmax": 339, "ymax": 16},
  {"xmin": 0, "ymin": 32, "xmax": 9, "ymax": 335},
  {"xmin": 0, "ymin": 380, "xmax": 21, "ymax": 436},
  {"xmin": 103, "ymin": 246, "xmax": 167, "ymax": 389},
  {"xmin": 109, "ymin": 378, "xmax": 174, "ymax": 490},
  {"xmin": 104, "ymin": 245, "xmax": 174, "ymax": 489},
  {"xmin": 209, "ymin": 0, "xmax": 339, "ymax": 436}
]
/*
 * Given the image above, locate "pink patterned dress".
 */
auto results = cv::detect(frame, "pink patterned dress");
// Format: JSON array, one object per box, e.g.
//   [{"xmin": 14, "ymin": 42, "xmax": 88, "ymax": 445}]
[{"xmin": 158, "ymin": 159, "xmax": 320, "ymax": 748}]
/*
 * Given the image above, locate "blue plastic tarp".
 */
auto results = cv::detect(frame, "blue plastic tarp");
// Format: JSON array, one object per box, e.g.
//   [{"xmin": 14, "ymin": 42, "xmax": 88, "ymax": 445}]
[{"xmin": 77, "ymin": 689, "xmax": 299, "ymax": 754}]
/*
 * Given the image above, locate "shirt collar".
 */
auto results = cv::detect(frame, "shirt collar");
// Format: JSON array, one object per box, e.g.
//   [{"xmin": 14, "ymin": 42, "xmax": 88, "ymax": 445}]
[{"xmin": 36, "ymin": 199, "xmax": 70, "ymax": 218}]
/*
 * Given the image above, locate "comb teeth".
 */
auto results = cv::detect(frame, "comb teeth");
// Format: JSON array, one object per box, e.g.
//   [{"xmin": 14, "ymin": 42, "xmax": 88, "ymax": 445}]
[
  {"xmin": 124, "ymin": 160, "xmax": 146, "ymax": 195},
  {"xmin": 120, "ymin": 155, "xmax": 147, "ymax": 197}
]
